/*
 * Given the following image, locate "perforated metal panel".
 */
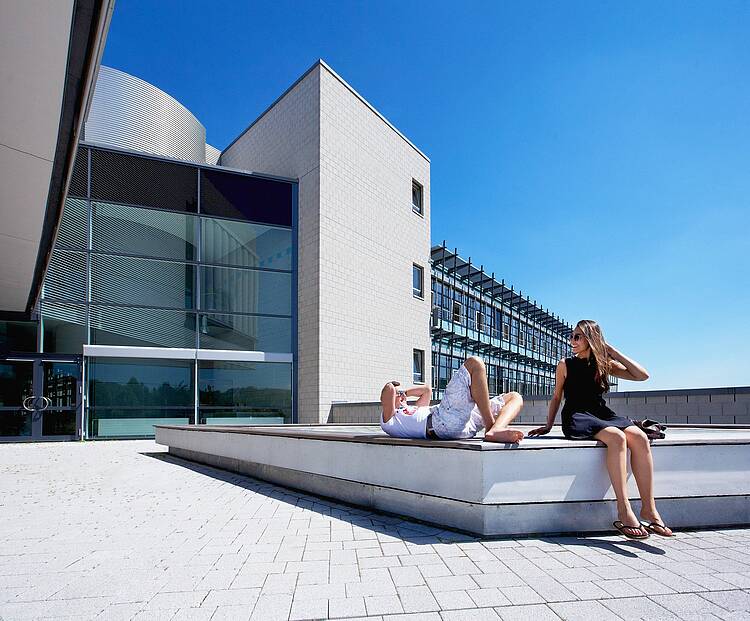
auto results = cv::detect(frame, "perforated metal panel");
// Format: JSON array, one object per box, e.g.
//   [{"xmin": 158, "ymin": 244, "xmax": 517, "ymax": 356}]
[
  {"xmin": 68, "ymin": 147, "xmax": 88, "ymax": 198},
  {"xmin": 56, "ymin": 199, "xmax": 88, "ymax": 249},
  {"xmin": 43, "ymin": 250, "xmax": 87, "ymax": 302},
  {"xmin": 85, "ymin": 66, "xmax": 208, "ymax": 163},
  {"xmin": 91, "ymin": 149, "xmax": 197, "ymax": 212}
]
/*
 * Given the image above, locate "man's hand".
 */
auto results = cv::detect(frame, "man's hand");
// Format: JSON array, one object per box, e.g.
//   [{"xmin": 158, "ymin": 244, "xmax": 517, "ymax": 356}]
[{"xmin": 528, "ymin": 425, "xmax": 551, "ymax": 437}]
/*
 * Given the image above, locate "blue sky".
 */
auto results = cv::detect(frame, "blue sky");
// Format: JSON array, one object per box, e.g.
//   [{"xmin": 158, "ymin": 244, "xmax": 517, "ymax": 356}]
[{"xmin": 102, "ymin": 1, "xmax": 750, "ymax": 391}]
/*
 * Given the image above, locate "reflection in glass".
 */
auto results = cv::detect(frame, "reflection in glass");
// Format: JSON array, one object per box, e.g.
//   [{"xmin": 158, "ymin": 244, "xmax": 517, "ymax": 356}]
[
  {"xmin": 91, "ymin": 254, "xmax": 194, "ymax": 309},
  {"xmin": 0, "ymin": 410, "xmax": 32, "ymax": 437},
  {"xmin": 198, "ymin": 314, "xmax": 292, "ymax": 353},
  {"xmin": 0, "ymin": 320, "xmax": 37, "ymax": 353},
  {"xmin": 90, "ymin": 306, "xmax": 196, "ymax": 348},
  {"xmin": 198, "ymin": 361, "xmax": 292, "ymax": 410},
  {"xmin": 40, "ymin": 302, "xmax": 87, "ymax": 354},
  {"xmin": 88, "ymin": 408, "xmax": 192, "ymax": 438},
  {"xmin": 42, "ymin": 411, "xmax": 76, "ymax": 436},
  {"xmin": 44, "ymin": 362, "xmax": 79, "ymax": 408},
  {"xmin": 201, "ymin": 218, "xmax": 292, "ymax": 270},
  {"xmin": 0, "ymin": 362, "xmax": 33, "ymax": 406},
  {"xmin": 199, "ymin": 407, "xmax": 290, "ymax": 425},
  {"xmin": 88, "ymin": 357, "xmax": 194, "ymax": 408},
  {"xmin": 200, "ymin": 266, "xmax": 291, "ymax": 316},
  {"xmin": 92, "ymin": 202, "xmax": 197, "ymax": 260}
]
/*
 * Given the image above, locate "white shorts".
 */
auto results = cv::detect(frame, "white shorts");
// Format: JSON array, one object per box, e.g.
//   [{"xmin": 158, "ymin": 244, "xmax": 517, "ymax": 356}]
[{"xmin": 431, "ymin": 365, "xmax": 505, "ymax": 440}]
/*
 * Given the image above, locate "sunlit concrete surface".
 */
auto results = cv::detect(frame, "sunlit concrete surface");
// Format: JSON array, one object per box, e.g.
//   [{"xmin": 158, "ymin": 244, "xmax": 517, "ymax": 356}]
[
  {"xmin": 2, "ymin": 440, "xmax": 750, "ymax": 620},
  {"xmin": 156, "ymin": 424, "xmax": 750, "ymax": 537}
]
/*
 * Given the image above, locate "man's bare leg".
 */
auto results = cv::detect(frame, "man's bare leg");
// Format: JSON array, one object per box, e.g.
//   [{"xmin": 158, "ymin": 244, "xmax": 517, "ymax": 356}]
[
  {"xmin": 484, "ymin": 392, "xmax": 524, "ymax": 443},
  {"xmin": 463, "ymin": 357, "xmax": 523, "ymax": 444}
]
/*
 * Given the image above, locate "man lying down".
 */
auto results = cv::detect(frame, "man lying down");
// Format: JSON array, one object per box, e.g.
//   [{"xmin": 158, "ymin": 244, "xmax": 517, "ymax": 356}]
[{"xmin": 380, "ymin": 356, "xmax": 524, "ymax": 443}]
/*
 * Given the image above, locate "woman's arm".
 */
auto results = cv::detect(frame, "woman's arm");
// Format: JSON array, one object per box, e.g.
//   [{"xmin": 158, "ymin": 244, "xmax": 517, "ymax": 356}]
[
  {"xmin": 405, "ymin": 385, "xmax": 432, "ymax": 407},
  {"xmin": 529, "ymin": 359, "xmax": 566, "ymax": 436},
  {"xmin": 607, "ymin": 345, "xmax": 649, "ymax": 381},
  {"xmin": 380, "ymin": 382, "xmax": 397, "ymax": 422}
]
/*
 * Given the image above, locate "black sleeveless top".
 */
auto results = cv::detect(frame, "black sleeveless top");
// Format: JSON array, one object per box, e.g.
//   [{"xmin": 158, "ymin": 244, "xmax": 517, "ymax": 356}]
[
  {"xmin": 560, "ymin": 355, "xmax": 632, "ymax": 438},
  {"xmin": 562, "ymin": 355, "xmax": 607, "ymax": 413}
]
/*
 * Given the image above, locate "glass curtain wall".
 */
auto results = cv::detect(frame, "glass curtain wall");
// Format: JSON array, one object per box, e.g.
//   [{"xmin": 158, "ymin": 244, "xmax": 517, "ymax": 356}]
[{"xmin": 39, "ymin": 146, "xmax": 296, "ymax": 438}]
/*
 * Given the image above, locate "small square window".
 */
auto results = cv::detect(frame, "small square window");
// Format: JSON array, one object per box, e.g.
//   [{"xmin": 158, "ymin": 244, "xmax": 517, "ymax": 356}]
[
  {"xmin": 412, "ymin": 264, "xmax": 424, "ymax": 298},
  {"xmin": 412, "ymin": 180, "xmax": 423, "ymax": 215},
  {"xmin": 413, "ymin": 349, "xmax": 424, "ymax": 383}
]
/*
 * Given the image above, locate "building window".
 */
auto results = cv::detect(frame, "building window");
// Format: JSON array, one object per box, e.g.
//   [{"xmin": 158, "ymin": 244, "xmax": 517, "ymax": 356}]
[
  {"xmin": 502, "ymin": 321, "xmax": 510, "ymax": 340},
  {"xmin": 412, "ymin": 264, "xmax": 424, "ymax": 298},
  {"xmin": 413, "ymin": 349, "xmax": 424, "ymax": 383},
  {"xmin": 476, "ymin": 311, "xmax": 484, "ymax": 332},
  {"xmin": 412, "ymin": 180, "xmax": 423, "ymax": 215},
  {"xmin": 452, "ymin": 301, "xmax": 462, "ymax": 323}
]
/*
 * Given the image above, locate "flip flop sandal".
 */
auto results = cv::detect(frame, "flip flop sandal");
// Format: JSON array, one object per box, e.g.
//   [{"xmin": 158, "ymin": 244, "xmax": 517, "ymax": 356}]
[
  {"xmin": 640, "ymin": 521, "xmax": 675, "ymax": 537},
  {"xmin": 613, "ymin": 521, "xmax": 650, "ymax": 540}
]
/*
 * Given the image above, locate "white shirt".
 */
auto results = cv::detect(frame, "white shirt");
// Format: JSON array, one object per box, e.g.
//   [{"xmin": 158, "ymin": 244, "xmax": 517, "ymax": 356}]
[{"xmin": 380, "ymin": 405, "xmax": 433, "ymax": 439}]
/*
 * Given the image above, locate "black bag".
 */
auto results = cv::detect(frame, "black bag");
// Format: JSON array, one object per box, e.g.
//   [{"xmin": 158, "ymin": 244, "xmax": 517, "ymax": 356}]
[{"xmin": 633, "ymin": 418, "xmax": 666, "ymax": 440}]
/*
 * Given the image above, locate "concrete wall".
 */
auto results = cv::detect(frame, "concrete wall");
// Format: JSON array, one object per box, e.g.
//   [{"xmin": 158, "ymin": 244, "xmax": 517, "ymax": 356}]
[
  {"xmin": 221, "ymin": 60, "xmax": 431, "ymax": 423},
  {"xmin": 329, "ymin": 387, "xmax": 750, "ymax": 426}
]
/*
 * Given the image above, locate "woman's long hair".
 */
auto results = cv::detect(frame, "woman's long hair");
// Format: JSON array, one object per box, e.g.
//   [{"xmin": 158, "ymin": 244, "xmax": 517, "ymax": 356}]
[{"xmin": 576, "ymin": 319, "xmax": 611, "ymax": 393}]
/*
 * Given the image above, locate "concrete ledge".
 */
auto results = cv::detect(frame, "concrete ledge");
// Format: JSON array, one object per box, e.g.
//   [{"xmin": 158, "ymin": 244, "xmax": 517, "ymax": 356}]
[{"xmin": 155, "ymin": 424, "xmax": 750, "ymax": 537}]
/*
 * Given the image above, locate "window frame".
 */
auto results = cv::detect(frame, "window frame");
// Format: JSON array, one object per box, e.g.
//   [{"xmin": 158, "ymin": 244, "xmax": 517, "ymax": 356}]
[
  {"xmin": 411, "ymin": 179, "xmax": 424, "ymax": 216},
  {"xmin": 412, "ymin": 348, "xmax": 425, "ymax": 384},
  {"xmin": 412, "ymin": 263, "xmax": 424, "ymax": 299}
]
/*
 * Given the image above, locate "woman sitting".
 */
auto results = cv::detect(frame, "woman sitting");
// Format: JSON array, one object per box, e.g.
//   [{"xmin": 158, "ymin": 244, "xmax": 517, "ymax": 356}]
[{"xmin": 529, "ymin": 319, "xmax": 673, "ymax": 539}]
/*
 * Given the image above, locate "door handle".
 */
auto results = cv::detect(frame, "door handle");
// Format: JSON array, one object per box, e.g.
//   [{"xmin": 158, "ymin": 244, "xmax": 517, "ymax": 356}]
[
  {"xmin": 22, "ymin": 396, "xmax": 35, "ymax": 411},
  {"xmin": 40, "ymin": 397, "xmax": 51, "ymax": 411}
]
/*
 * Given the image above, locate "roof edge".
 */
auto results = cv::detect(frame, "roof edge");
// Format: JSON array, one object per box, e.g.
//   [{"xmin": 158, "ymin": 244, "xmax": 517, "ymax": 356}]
[{"xmin": 221, "ymin": 59, "xmax": 430, "ymax": 163}]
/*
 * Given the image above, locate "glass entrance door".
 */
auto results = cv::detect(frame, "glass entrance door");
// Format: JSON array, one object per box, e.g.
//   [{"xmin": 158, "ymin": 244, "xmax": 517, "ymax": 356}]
[{"xmin": 0, "ymin": 356, "xmax": 81, "ymax": 442}]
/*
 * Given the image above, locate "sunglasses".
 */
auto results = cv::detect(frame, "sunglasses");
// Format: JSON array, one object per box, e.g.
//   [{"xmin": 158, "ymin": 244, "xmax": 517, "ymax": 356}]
[{"xmin": 570, "ymin": 333, "xmax": 585, "ymax": 342}]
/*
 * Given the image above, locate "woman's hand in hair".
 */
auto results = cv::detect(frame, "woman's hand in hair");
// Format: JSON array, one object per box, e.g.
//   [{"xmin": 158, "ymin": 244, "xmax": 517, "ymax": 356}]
[
  {"xmin": 605, "ymin": 343, "xmax": 619, "ymax": 360},
  {"xmin": 528, "ymin": 425, "xmax": 551, "ymax": 437}
]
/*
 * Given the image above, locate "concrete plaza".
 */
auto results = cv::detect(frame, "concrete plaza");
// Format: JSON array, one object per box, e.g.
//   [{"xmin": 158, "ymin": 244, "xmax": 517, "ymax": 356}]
[{"xmin": 1, "ymin": 441, "xmax": 749, "ymax": 621}]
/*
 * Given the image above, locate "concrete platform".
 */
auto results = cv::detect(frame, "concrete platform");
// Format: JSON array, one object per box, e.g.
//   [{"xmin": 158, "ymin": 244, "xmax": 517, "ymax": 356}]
[{"xmin": 154, "ymin": 424, "xmax": 750, "ymax": 537}]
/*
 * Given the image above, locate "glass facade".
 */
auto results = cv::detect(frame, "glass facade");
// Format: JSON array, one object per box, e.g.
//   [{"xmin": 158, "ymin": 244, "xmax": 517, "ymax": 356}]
[
  {"xmin": 34, "ymin": 145, "xmax": 297, "ymax": 438},
  {"xmin": 430, "ymin": 244, "xmax": 618, "ymax": 398}
]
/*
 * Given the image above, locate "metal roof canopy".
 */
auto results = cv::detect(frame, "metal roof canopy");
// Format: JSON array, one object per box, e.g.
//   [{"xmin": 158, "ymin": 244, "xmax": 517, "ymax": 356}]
[{"xmin": 431, "ymin": 243, "xmax": 572, "ymax": 334}]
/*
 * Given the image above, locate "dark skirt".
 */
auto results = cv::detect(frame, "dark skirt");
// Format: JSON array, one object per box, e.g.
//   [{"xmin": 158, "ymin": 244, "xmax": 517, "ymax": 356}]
[{"xmin": 562, "ymin": 405, "xmax": 634, "ymax": 440}]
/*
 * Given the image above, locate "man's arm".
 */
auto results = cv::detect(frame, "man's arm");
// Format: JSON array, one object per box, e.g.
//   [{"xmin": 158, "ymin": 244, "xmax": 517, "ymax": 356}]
[
  {"xmin": 405, "ymin": 385, "xmax": 432, "ymax": 407},
  {"xmin": 380, "ymin": 382, "xmax": 397, "ymax": 422}
]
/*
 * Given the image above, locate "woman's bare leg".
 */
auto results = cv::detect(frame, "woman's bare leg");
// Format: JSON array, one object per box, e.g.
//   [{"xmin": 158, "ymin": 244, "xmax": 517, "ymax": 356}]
[
  {"xmin": 595, "ymin": 427, "xmax": 641, "ymax": 535},
  {"xmin": 625, "ymin": 426, "xmax": 672, "ymax": 535},
  {"xmin": 463, "ymin": 357, "xmax": 523, "ymax": 443},
  {"xmin": 484, "ymin": 392, "xmax": 524, "ymax": 442}
]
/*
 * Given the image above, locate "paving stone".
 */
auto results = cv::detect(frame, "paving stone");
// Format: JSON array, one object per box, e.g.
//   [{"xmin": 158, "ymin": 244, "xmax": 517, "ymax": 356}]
[
  {"xmin": 471, "ymin": 572, "xmax": 526, "ymax": 589},
  {"xmin": 398, "ymin": 585, "xmax": 441, "ymax": 613},
  {"xmin": 248, "ymin": 593, "xmax": 292, "ymax": 621},
  {"xmin": 700, "ymin": 589, "xmax": 750, "ymax": 611},
  {"xmin": 365, "ymin": 594, "xmax": 404, "ymax": 615},
  {"xmin": 600, "ymin": 595, "xmax": 679, "ymax": 619},
  {"xmin": 499, "ymin": 586, "xmax": 545, "ymax": 605},
  {"xmin": 495, "ymin": 603, "xmax": 561, "ymax": 620},
  {"xmin": 650, "ymin": 592, "xmax": 729, "ymax": 616},
  {"xmin": 564, "ymin": 581, "xmax": 610, "ymax": 600},
  {"xmin": 390, "ymin": 566, "xmax": 426, "ymax": 587},
  {"xmin": 549, "ymin": 600, "xmax": 621, "ymax": 620},
  {"xmin": 439, "ymin": 607, "xmax": 501, "ymax": 619},
  {"xmin": 467, "ymin": 587, "xmax": 512, "ymax": 607},
  {"xmin": 209, "ymin": 604, "xmax": 253, "ymax": 620},
  {"xmin": 433, "ymin": 590, "xmax": 476, "ymax": 610},
  {"xmin": 328, "ymin": 596, "xmax": 367, "ymax": 618},
  {"xmin": 289, "ymin": 597, "xmax": 328, "ymax": 620},
  {"xmin": 426, "ymin": 575, "xmax": 478, "ymax": 592}
]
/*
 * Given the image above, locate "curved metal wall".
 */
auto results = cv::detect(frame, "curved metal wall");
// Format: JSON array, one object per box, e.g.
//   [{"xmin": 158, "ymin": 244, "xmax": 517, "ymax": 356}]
[{"xmin": 84, "ymin": 66, "xmax": 208, "ymax": 163}]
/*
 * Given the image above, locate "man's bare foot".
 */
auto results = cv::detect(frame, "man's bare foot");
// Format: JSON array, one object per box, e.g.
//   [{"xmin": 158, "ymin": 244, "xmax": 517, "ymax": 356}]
[{"xmin": 484, "ymin": 428, "xmax": 524, "ymax": 443}]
